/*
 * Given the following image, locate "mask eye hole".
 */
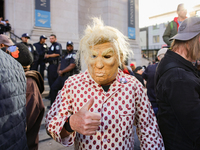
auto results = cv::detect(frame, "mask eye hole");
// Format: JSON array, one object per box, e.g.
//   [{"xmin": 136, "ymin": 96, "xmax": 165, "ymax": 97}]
[
  {"xmin": 91, "ymin": 55, "xmax": 97, "ymax": 58},
  {"xmin": 104, "ymin": 55, "xmax": 111, "ymax": 59}
]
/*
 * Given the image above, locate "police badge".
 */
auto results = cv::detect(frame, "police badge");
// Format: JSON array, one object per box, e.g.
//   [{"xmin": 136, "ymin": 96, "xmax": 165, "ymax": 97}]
[{"xmin": 51, "ymin": 46, "xmax": 54, "ymax": 51}]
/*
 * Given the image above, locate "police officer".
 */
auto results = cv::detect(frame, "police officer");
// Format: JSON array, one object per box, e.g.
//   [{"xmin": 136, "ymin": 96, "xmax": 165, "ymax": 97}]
[
  {"xmin": 33, "ymin": 35, "xmax": 48, "ymax": 79},
  {"xmin": 21, "ymin": 33, "xmax": 39, "ymax": 70},
  {"xmin": 45, "ymin": 34, "xmax": 62, "ymax": 99},
  {"xmin": 49, "ymin": 41, "xmax": 79, "ymax": 106}
]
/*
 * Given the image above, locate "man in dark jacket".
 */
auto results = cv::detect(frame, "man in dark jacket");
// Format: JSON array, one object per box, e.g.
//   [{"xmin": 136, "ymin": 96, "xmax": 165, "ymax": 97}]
[
  {"xmin": 134, "ymin": 66, "xmax": 144, "ymax": 86},
  {"xmin": 0, "ymin": 35, "xmax": 28, "ymax": 150},
  {"xmin": 163, "ymin": 3, "xmax": 187, "ymax": 46},
  {"xmin": 156, "ymin": 17, "xmax": 200, "ymax": 149},
  {"xmin": 33, "ymin": 35, "xmax": 48, "ymax": 79},
  {"xmin": 44, "ymin": 34, "xmax": 62, "ymax": 99},
  {"xmin": 142, "ymin": 48, "xmax": 167, "ymax": 116}
]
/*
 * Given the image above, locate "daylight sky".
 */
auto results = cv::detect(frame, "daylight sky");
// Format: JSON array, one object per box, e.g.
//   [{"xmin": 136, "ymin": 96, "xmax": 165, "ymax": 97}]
[{"xmin": 139, "ymin": 0, "xmax": 200, "ymax": 28}]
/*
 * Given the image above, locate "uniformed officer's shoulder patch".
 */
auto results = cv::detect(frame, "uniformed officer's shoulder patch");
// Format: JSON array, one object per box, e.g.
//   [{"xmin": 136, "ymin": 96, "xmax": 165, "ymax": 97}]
[
  {"xmin": 72, "ymin": 54, "xmax": 76, "ymax": 59},
  {"xmin": 33, "ymin": 45, "xmax": 36, "ymax": 51},
  {"xmin": 28, "ymin": 46, "xmax": 32, "ymax": 52},
  {"xmin": 56, "ymin": 45, "xmax": 60, "ymax": 50}
]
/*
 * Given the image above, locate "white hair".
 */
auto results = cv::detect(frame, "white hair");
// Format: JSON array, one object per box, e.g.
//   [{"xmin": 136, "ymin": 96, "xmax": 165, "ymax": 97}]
[{"xmin": 78, "ymin": 17, "xmax": 132, "ymax": 67}]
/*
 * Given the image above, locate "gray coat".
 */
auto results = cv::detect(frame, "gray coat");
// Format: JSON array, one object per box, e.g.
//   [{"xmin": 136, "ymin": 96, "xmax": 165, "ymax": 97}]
[{"xmin": 0, "ymin": 50, "xmax": 28, "ymax": 150}]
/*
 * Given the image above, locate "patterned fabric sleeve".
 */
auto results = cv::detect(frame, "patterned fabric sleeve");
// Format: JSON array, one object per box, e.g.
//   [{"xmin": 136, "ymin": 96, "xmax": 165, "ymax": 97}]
[
  {"xmin": 134, "ymin": 85, "xmax": 164, "ymax": 150},
  {"xmin": 45, "ymin": 81, "xmax": 76, "ymax": 147}
]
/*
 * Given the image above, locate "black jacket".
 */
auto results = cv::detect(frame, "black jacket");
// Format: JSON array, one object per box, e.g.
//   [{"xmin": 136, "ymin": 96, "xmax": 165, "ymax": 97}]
[
  {"xmin": 142, "ymin": 63, "xmax": 158, "ymax": 108},
  {"xmin": 33, "ymin": 42, "xmax": 48, "ymax": 58},
  {"xmin": 155, "ymin": 50, "xmax": 200, "ymax": 150},
  {"xmin": 134, "ymin": 72, "xmax": 144, "ymax": 86},
  {"xmin": 0, "ymin": 50, "xmax": 28, "ymax": 150}
]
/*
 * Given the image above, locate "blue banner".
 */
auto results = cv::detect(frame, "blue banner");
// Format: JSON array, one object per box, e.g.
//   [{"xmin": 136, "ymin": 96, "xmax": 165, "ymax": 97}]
[
  {"xmin": 35, "ymin": 9, "xmax": 51, "ymax": 28},
  {"xmin": 128, "ymin": 27, "xmax": 135, "ymax": 39}
]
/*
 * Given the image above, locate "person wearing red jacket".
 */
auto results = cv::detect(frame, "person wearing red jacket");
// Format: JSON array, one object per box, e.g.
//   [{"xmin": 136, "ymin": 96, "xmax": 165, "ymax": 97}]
[{"xmin": 163, "ymin": 3, "xmax": 187, "ymax": 47}]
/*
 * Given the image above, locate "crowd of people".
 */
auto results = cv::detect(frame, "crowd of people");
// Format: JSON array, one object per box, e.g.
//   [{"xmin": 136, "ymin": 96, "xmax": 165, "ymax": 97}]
[
  {"xmin": 0, "ymin": 31, "xmax": 79, "ymax": 149},
  {"xmin": 0, "ymin": 17, "xmax": 11, "ymax": 35},
  {"xmin": 1, "ymin": 3, "xmax": 200, "ymax": 150}
]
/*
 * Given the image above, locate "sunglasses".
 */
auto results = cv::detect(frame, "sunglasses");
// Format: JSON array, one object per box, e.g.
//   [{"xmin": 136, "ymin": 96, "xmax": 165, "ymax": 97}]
[{"xmin": 7, "ymin": 45, "xmax": 18, "ymax": 52}]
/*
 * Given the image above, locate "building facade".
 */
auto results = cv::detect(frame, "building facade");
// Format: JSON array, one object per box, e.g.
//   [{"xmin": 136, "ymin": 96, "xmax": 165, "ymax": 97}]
[{"xmin": 2, "ymin": 0, "xmax": 142, "ymax": 71}]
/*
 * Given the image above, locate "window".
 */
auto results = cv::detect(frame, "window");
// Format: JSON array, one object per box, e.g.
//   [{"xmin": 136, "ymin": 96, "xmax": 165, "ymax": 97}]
[{"xmin": 153, "ymin": 35, "xmax": 159, "ymax": 43}]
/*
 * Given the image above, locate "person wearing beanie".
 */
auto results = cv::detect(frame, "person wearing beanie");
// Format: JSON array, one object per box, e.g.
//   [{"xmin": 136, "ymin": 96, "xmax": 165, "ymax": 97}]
[
  {"xmin": 142, "ymin": 48, "xmax": 167, "ymax": 117},
  {"xmin": 130, "ymin": 63, "xmax": 136, "ymax": 72},
  {"xmin": 0, "ymin": 35, "xmax": 28, "ymax": 149},
  {"xmin": 10, "ymin": 42, "xmax": 45, "ymax": 150},
  {"xmin": 156, "ymin": 17, "xmax": 200, "ymax": 149}
]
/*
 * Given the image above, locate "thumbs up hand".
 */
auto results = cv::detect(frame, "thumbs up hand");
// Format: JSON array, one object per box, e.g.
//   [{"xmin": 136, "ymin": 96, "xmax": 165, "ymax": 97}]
[{"xmin": 69, "ymin": 97, "xmax": 101, "ymax": 135}]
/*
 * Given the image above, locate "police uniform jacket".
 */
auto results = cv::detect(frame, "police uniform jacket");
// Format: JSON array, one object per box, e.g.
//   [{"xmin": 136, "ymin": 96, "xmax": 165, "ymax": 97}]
[
  {"xmin": 60, "ymin": 50, "xmax": 79, "ymax": 76},
  {"xmin": 33, "ymin": 42, "xmax": 48, "ymax": 58},
  {"xmin": 47, "ymin": 42, "xmax": 62, "ymax": 63}
]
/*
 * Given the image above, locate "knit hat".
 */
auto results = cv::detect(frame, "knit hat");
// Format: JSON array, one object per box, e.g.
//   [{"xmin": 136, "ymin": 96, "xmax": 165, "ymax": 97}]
[
  {"xmin": 157, "ymin": 48, "xmax": 168, "ymax": 57},
  {"xmin": 13, "ymin": 43, "xmax": 33, "ymax": 66}
]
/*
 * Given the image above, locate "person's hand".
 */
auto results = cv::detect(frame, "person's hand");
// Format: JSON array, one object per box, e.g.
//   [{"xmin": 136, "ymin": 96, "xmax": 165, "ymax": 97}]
[
  {"xmin": 58, "ymin": 70, "xmax": 63, "ymax": 76},
  {"xmin": 70, "ymin": 97, "xmax": 101, "ymax": 135},
  {"xmin": 44, "ymin": 54, "xmax": 49, "ymax": 58}
]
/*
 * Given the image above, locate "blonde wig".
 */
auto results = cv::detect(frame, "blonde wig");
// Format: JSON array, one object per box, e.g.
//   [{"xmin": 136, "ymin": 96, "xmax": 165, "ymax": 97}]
[{"xmin": 79, "ymin": 17, "xmax": 132, "ymax": 67}]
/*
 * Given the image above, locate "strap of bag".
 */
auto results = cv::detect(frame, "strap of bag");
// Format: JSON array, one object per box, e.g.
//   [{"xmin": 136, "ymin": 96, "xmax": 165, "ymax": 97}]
[{"xmin": 170, "ymin": 21, "xmax": 173, "ymax": 30}]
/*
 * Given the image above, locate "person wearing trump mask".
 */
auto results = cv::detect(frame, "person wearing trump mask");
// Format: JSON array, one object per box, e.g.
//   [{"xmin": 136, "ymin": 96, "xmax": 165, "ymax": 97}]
[{"xmin": 45, "ymin": 18, "xmax": 164, "ymax": 149}]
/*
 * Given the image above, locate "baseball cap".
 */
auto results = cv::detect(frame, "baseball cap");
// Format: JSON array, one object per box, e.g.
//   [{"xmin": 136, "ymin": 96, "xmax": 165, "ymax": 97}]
[
  {"xmin": 67, "ymin": 41, "xmax": 73, "ymax": 46},
  {"xmin": 0, "ymin": 34, "xmax": 14, "ymax": 46},
  {"xmin": 130, "ymin": 63, "xmax": 135, "ymax": 67},
  {"xmin": 170, "ymin": 17, "xmax": 200, "ymax": 41},
  {"xmin": 40, "ymin": 35, "xmax": 47, "ymax": 40},
  {"xmin": 157, "ymin": 48, "xmax": 168, "ymax": 57},
  {"xmin": 21, "ymin": 33, "xmax": 30, "ymax": 39}
]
